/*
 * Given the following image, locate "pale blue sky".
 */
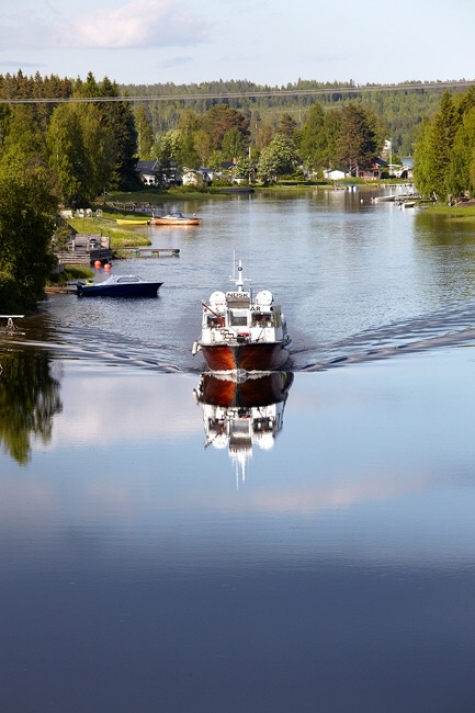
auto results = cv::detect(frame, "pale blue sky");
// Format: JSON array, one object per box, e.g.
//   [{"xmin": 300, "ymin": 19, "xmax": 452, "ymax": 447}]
[{"xmin": 1, "ymin": 0, "xmax": 474, "ymax": 87}]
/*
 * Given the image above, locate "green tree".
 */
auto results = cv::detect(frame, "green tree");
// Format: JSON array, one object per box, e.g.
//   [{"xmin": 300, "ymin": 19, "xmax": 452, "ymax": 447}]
[
  {"xmin": 413, "ymin": 117, "xmax": 433, "ymax": 196},
  {"xmin": 221, "ymin": 127, "xmax": 245, "ymax": 162},
  {"xmin": 299, "ymin": 101, "xmax": 327, "ymax": 172},
  {"xmin": 257, "ymin": 134, "xmax": 298, "ymax": 183},
  {"xmin": 337, "ymin": 103, "xmax": 378, "ymax": 173},
  {"xmin": 414, "ymin": 91, "xmax": 460, "ymax": 199},
  {"xmin": 156, "ymin": 130, "xmax": 181, "ymax": 169},
  {"xmin": 204, "ymin": 104, "xmax": 250, "ymax": 151},
  {"xmin": 0, "ymin": 163, "xmax": 57, "ymax": 311},
  {"xmin": 324, "ymin": 108, "xmax": 342, "ymax": 167},
  {"xmin": 135, "ymin": 105, "xmax": 154, "ymax": 158},
  {"xmin": 176, "ymin": 108, "xmax": 202, "ymax": 167},
  {"xmin": 193, "ymin": 129, "xmax": 213, "ymax": 167},
  {"xmin": 46, "ymin": 104, "xmax": 93, "ymax": 205},
  {"xmin": 278, "ymin": 113, "xmax": 297, "ymax": 140},
  {"xmin": 0, "ymin": 105, "xmax": 46, "ymax": 169},
  {"xmin": 77, "ymin": 75, "xmax": 140, "ymax": 191}
]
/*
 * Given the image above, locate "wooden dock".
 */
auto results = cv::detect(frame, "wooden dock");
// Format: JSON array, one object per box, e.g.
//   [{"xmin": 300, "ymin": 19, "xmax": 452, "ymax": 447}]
[
  {"xmin": 117, "ymin": 248, "xmax": 180, "ymax": 258},
  {"xmin": 0, "ymin": 315, "xmax": 24, "ymax": 331},
  {"xmin": 56, "ymin": 234, "xmax": 113, "ymax": 266}
]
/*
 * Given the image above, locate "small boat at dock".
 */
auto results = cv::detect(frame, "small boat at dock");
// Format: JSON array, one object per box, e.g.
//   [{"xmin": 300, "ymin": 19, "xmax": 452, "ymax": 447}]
[
  {"xmin": 116, "ymin": 218, "xmax": 150, "ymax": 226},
  {"xmin": 192, "ymin": 260, "xmax": 292, "ymax": 374},
  {"xmin": 77, "ymin": 274, "xmax": 162, "ymax": 297},
  {"xmin": 152, "ymin": 212, "xmax": 201, "ymax": 226},
  {"xmin": 371, "ymin": 195, "xmax": 397, "ymax": 203}
]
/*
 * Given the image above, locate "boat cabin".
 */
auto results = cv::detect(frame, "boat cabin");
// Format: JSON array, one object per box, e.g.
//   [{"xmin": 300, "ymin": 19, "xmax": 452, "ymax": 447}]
[{"xmin": 201, "ymin": 288, "xmax": 285, "ymax": 344}]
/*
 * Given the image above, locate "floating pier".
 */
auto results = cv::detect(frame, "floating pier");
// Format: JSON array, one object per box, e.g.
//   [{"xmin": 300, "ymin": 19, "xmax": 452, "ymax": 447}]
[{"xmin": 117, "ymin": 248, "xmax": 180, "ymax": 258}]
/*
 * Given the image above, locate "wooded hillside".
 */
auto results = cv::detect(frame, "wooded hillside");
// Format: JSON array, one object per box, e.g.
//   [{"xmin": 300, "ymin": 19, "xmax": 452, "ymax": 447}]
[{"xmin": 119, "ymin": 78, "xmax": 471, "ymax": 157}]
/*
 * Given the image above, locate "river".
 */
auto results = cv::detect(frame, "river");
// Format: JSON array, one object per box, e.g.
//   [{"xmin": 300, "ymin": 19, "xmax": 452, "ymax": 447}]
[{"xmin": 1, "ymin": 188, "xmax": 475, "ymax": 712}]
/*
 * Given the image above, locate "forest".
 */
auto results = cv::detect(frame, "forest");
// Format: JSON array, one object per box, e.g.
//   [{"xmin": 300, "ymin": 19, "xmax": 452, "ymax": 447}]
[{"xmin": 1, "ymin": 71, "xmax": 475, "ymax": 310}]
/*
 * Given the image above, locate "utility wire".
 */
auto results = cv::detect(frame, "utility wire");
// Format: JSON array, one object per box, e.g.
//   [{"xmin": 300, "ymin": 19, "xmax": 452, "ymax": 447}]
[{"xmin": 0, "ymin": 80, "xmax": 474, "ymax": 104}]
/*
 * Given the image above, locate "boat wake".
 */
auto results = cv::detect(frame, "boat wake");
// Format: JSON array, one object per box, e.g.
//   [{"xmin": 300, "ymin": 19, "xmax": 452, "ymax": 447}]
[
  {"xmin": 297, "ymin": 301, "xmax": 475, "ymax": 371},
  {"xmin": 4, "ymin": 301, "xmax": 475, "ymax": 375}
]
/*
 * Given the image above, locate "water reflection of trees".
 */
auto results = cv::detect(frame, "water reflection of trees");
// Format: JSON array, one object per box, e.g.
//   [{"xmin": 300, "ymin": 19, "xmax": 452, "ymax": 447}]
[{"xmin": 0, "ymin": 348, "xmax": 62, "ymax": 465}]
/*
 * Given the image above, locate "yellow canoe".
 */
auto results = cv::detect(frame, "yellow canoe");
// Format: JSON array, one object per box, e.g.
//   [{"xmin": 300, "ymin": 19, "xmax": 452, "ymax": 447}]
[{"xmin": 116, "ymin": 218, "xmax": 150, "ymax": 226}]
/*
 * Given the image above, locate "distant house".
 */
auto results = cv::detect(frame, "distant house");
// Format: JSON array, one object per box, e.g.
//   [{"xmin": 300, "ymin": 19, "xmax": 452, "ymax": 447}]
[
  {"xmin": 198, "ymin": 168, "xmax": 216, "ymax": 184},
  {"xmin": 182, "ymin": 169, "xmax": 204, "ymax": 187},
  {"xmin": 351, "ymin": 161, "xmax": 383, "ymax": 181},
  {"xmin": 355, "ymin": 167, "xmax": 382, "ymax": 180},
  {"xmin": 136, "ymin": 159, "xmax": 160, "ymax": 186},
  {"xmin": 323, "ymin": 169, "xmax": 348, "ymax": 181}
]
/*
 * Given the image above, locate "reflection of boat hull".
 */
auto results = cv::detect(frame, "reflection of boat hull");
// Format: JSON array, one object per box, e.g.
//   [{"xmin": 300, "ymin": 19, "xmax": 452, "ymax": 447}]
[
  {"xmin": 199, "ymin": 340, "xmax": 291, "ymax": 373},
  {"xmin": 198, "ymin": 371, "xmax": 294, "ymax": 408}
]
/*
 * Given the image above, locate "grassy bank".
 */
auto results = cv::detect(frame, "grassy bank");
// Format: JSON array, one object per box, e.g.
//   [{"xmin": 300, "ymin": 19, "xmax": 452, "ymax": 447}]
[
  {"xmin": 419, "ymin": 202, "xmax": 475, "ymax": 218},
  {"xmin": 66, "ymin": 213, "xmax": 151, "ymax": 248}
]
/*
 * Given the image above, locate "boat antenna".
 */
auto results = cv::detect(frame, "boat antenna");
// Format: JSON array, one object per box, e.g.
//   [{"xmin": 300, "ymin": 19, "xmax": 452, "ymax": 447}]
[
  {"xmin": 230, "ymin": 251, "xmax": 236, "ymax": 281},
  {"xmin": 229, "ymin": 256, "xmax": 251, "ymax": 293}
]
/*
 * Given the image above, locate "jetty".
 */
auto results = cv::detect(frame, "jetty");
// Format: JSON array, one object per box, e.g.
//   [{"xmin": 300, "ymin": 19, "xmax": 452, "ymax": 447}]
[
  {"xmin": 0, "ymin": 315, "xmax": 24, "ymax": 331},
  {"xmin": 116, "ymin": 248, "xmax": 180, "ymax": 258},
  {"xmin": 56, "ymin": 234, "xmax": 112, "ymax": 266}
]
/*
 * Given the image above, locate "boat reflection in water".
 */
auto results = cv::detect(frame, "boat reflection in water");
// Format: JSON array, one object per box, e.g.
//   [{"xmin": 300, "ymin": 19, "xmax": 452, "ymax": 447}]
[{"xmin": 193, "ymin": 371, "xmax": 293, "ymax": 484}]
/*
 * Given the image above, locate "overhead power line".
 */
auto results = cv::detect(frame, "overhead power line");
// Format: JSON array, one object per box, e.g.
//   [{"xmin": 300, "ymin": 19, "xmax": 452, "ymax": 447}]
[{"xmin": 0, "ymin": 80, "xmax": 474, "ymax": 104}]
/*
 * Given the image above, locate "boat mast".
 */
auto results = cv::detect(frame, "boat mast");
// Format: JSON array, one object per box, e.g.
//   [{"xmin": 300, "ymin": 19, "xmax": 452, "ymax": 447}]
[{"xmin": 236, "ymin": 260, "xmax": 244, "ymax": 292}]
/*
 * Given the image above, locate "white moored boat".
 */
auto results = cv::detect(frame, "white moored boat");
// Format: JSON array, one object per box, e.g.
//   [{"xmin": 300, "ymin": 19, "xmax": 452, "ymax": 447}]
[{"xmin": 192, "ymin": 260, "xmax": 292, "ymax": 373}]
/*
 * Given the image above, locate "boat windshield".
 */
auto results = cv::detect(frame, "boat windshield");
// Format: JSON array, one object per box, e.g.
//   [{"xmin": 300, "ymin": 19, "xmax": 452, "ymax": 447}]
[{"xmin": 228, "ymin": 310, "xmax": 248, "ymax": 327}]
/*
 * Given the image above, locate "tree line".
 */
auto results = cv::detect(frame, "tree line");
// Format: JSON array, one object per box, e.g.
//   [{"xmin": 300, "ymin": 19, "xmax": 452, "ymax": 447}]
[
  {"xmin": 0, "ymin": 70, "xmax": 473, "ymax": 311},
  {"xmin": 0, "ymin": 71, "xmax": 139, "ymax": 310},
  {"xmin": 414, "ymin": 87, "xmax": 475, "ymax": 200},
  {"xmin": 124, "ymin": 78, "xmax": 458, "ymax": 157}
]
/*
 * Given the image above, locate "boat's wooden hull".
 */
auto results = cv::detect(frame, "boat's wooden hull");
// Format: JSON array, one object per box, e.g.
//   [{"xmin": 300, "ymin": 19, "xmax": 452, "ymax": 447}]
[
  {"xmin": 198, "ymin": 340, "xmax": 291, "ymax": 372},
  {"xmin": 198, "ymin": 371, "xmax": 294, "ymax": 408}
]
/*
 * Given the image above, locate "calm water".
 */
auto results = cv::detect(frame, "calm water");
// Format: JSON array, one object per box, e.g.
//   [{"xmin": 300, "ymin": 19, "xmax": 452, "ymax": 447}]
[{"xmin": 2, "ymin": 189, "xmax": 475, "ymax": 712}]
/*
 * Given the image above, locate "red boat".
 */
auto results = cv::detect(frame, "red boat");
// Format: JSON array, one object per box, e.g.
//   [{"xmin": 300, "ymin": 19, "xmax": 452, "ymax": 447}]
[{"xmin": 192, "ymin": 260, "xmax": 292, "ymax": 374}]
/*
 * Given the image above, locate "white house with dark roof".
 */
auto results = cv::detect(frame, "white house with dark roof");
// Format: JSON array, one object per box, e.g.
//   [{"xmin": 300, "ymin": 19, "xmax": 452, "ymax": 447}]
[{"xmin": 136, "ymin": 159, "xmax": 160, "ymax": 185}]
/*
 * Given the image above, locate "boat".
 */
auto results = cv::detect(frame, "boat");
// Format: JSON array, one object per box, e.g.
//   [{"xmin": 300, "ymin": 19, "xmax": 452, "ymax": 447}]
[
  {"xmin": 192, "ymin": 260, "xmax": 292, "ymax": 373},
  {"xmin": 77, "ymin": 274, "xmax": 163, "ymax": 297},
  {"xmin": 116, "ymin": 218, "xmax": 150, "ymax": 226},
  {"xmin": 371, "ymin": 195, "xmax": 396, "ymax": 203},
  {"xmin": 152, "ymin": 212, "xmax": 201, "ymax": 226}
]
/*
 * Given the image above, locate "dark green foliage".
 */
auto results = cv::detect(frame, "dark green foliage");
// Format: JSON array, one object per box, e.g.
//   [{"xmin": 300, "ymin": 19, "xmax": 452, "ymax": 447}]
[
  {"xmin": 0, "ymin": 164, "xmax": 57, "ymax": 311},
  {"xmin": 337, "ymin": 103, "xmax": 378, "ymax": 172},
  {"xmin": 0, "ymin": 71, "xmax": 140, "ymax": 197},
  {"xmin": 202, "ymin": 104, "xmax": 250, "ymax": 151},
  {"xmin": 123, "ymin": 78, "xmax": 458, "ymax": 157},
  {"xmin": 414, "ymin": 88, "xmax": 475, "ymax": 199}
]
